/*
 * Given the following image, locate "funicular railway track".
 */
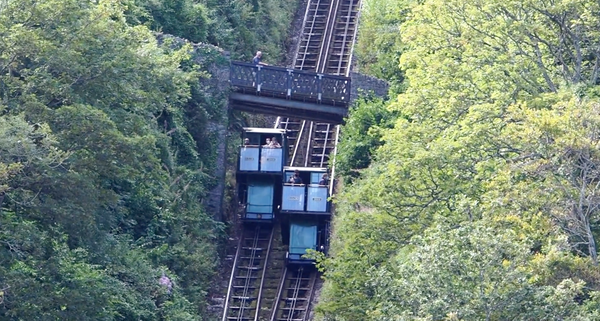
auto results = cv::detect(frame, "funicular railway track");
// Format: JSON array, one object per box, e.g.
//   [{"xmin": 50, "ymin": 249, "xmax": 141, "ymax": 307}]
[
  {"xmin": 270, "ymin": 266, "xmax": 317, "ymax": 321},
  {"xmin": 323, "ymin": 0, "xmax": 360, "ymax": 74},
  {"xmin": 279, "ymin": 0, "xmax": 358, "ymax": 167},
  {"xmin": 276, "ymin": 118, "xmax": 308, "ymax": 167},
  {"xmin": 293, "ymin": 0, "xmax": 336, "ymax": 72},
  {"xmin": 223, "ymin": 224, "xmax": 274, "ymax": 321},
  {"xmin": 271, "ymin": 0, "xmax": 360, "ymax": 319},
  {"xmin": 308, "ymin": 122, "xmax": 336, "ymax": 168},
  {"xmin": 225, "ymin": 0, "xmax": 359, "ymax": 318}
]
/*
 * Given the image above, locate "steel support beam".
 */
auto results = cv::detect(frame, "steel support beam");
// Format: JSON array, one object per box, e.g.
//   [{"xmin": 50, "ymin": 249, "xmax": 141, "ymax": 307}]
[{"xmin": 230, "ymin": 93, "xmax": 346, "ymax": 124}]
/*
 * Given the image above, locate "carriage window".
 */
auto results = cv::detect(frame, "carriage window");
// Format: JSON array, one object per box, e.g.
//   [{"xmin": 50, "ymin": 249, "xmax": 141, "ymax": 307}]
[
  {"xmin": 247, "ymin": 183, "xmax": 273, "ymax": 214},
  {"xmin": 289, "ymin": 223, "xmax": 317, "ymax": 255},
  {"xmin": 310, "ymin": 173, "xmax": 322, "ymax": 184},
  {"xmin": 244, "ymin": 134, "xmax": 260, "ymax": 145}
]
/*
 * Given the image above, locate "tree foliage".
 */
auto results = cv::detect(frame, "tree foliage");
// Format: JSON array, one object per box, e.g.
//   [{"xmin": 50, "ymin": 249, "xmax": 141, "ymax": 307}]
[
  {"xmin": 335, "ymin": 97, "xmax": 396, "ymax": 181},
  {"xmin": 319, "ymin": 0, "xmax": 600, "ymax": 319},
  {"xmin": 369, "ymin": 222, "xmax": 600, "ymax": 321},
  {"xmin": 354, "ymin": 0, "xmax": 410, "ymax": 92},
  {"xmin": 0, "ymin": 0, "xmax": 237, "ymax": 318},
  {"xmin": 129, "ymin": 0, "xmax": 299, "ymax": 62}
]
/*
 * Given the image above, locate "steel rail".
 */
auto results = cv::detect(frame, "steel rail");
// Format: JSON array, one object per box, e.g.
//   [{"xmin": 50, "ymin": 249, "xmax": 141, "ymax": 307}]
[
  {"xmin": 295, "ymin": 0, "xmax": 333, "ymax": 71},
  {"xmin": 325, "ymin": 0, "xmax": 357, "ymax": 75},
  {"xmin": 283, "ymin": 268, "xmax": 304, "ymax": 321},
  {"xmin": 304, "ymin": 121, "xmax": 315, "ymax": 167},
  {"xmin": 274, "ymin": 116, "xmax": 282, "ymax": 129},
  {"xmin": 302, "ymin": 270, "xmax": 318, "ymax": 321},
  {"xmin": 269, "ymin": 266, "xmax": 287, "ymax": 321},
  {"xmin": 343, "ymin": 0, "xmax": 361, "ymax": 78},
  {"xmin": 317, "ymin": 0, "xmax": 341, "ymax": 74},
  {"xmin": 222, "ymin": 234, "xmax": 243, "ymax": 321},
  {"xmin": 291, "ymin": 0, "xmax": 314, "ymax": 69},
  {"xmin": 314, "ymin": 0, "xmax": 339, "ymax": 73},
  {"xmin": 289, "ymin": 120, "xmax": 306, "ymax": 167},
  {"xmin": 270, "ymin": 267, "xmax": 318, "ymax": 321},
  {"xmin": 318, "ymin": 123, "xmax": 331, "ymax": 167},
  {"xmin": 254, "ymin": 227, "xmax": 275, "ymax": 321},
  {"xmin": 328, "ymin": 125, "xmax": 341, "ymax": 196},
  {"xmin": 222, "ymin": 225, "xmax": 274, "ymax": 321},
  {"xmin": 234, "ymin": 227, "xmax": 262, "ymax": 321},
  {"xmin": 304, "ymin": 0, "xmax": 359, "ymax": 169}
]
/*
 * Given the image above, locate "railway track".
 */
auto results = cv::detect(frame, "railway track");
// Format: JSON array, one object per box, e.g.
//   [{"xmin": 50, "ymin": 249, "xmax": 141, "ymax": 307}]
[
  {"xmin": 277, "ymin": 118, "xmax": 307, "ymax": 167},
  {"xmin": 294, "ymin": 0, "xmax": 359, "ymax": 76},
  {"xmin": 308, "ymin": 122, "xmax": 336, "ymax": 168},
  {"xmin": 270, "ymin": 266, "xmax": 318, "ymax": 321},
  {"xmin": 323, "ymin": 0, "xmax": 360, "ymax": 75},
  {"xmin": 293, "ymin": 0, "xmax": 336, "ymax": 71},
  {"xmin": 222, "ymin": 224, "xmax": 274, "ymax": 321},
  {"xmin": 280, "ymin": 0, "xmax": 359, "ymax": 168},
  {"xmin": 224, "ymin": 0, "xmax": 361, "ymax": 319}
]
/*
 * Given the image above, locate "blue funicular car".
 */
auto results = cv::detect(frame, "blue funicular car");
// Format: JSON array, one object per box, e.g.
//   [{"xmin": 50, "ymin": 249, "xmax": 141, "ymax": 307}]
[
  {"xmin": 280, "ymin": 167, "xmax": 330, "ymax": 214},
  {"xmin": 286, "ymin": 218, "xmax": 330, "ymax": 265},
  {"xmin": 287, "ymin": 219, "xmax": 319, "ymax": 264},
  {"xmin": 237, "ymin": 127, "xmax": 287, "ymax": 222},
  {"xmin": 238, "ymin": 176, "xmax": 278, "ymax": 221},
  {"xmin": 280, "ymin": 166, "xmax": 331, "ymax": 265},
  {"xmin": 238, "ymin": 127, "xmax": 287, "ymax": 173}
]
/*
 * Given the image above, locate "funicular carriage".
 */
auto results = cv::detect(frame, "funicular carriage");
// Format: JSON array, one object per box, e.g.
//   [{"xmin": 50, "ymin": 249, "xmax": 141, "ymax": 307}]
[
  {"xmin": 237, "ymin": 127, "xmax": 287, "ymax": 222},
  {"xmin": 236, "ymin": 128, "xmax": 332, "ymax": 264},
  {"xmin": 280, "ymin": 167, "xmax": 332, "ymax": 265}
]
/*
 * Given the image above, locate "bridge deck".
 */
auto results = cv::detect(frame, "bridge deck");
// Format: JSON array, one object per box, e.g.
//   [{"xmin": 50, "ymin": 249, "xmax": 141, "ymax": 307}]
[{"xmin": 229, "ymin": 62, "xmax": 350, "ymax": 124}]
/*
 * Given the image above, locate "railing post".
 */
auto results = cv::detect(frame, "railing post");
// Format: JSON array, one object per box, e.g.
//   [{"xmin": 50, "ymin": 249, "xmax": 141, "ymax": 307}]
[
  {"xmin": 345, "ymin": 79, "xmax": 351, "ymax": 102},
  {"xmin": 256, "ymin": 65, "xmax": 262, "ymax": 92},
  {"xmin": 317, "ymin": 74, "xmax": 323, "ymax": 102},
  {"xmin": 287, "ymin": 69, "xmax": 293, "ymax": 97}
]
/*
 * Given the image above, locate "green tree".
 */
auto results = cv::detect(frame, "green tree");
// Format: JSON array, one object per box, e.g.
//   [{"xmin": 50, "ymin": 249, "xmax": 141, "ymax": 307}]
[
  {"xmin": 489, "ymin": 94, "xmax": 600, "ymax": 264},
  {"xmin": 335, "ymin": 97, "xmax": 396, "ymax": 181},
  {"xmin": 320, "ymin": 0, "xmax": 600, "ymax": 318},
  {"xmin": 0, "ymin": 0, "xmax": 221, "ymax": 318},
  {"xmin": 128, "ymin": 0, "xmax": 298, "ymax": 63},
  {"xmin": 355, "ymin": 0, "xmax": 410, "ymax": 92},
  {"xmin": 369, "ymin": 222, "xmax": 600, "ymax": 321}
]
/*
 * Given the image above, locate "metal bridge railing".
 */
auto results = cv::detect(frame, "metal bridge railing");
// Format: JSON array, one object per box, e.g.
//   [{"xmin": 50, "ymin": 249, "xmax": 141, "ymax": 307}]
[{"xmin": 230, "ymin": 62, "xmax": 351, "ymax": 106}]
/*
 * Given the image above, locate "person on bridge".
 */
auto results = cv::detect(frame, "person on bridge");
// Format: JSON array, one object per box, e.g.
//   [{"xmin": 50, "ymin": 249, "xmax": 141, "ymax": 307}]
[{"xmin": 252, "ymin": 51, "xmax": 268, "ymax": 66}]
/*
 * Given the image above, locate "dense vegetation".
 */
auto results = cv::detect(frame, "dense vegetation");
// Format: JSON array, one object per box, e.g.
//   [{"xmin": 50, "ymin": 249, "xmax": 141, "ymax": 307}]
[
  {"xmin": 320, "ymin": 0, "xmax": 600, "ymax": 319},
  {"xmin": 129, "ymin": 0, "xmax": 298, "ymax": 62},
  {"xmin": 0, "ymin": 0, "xmax": 295, "ymax": 319}
]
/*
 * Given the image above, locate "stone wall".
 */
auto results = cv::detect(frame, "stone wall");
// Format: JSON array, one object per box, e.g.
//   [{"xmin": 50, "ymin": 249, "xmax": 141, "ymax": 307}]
[{"xmin": 350, "ymin": 71, "xmax": 390, "ymax": 101}]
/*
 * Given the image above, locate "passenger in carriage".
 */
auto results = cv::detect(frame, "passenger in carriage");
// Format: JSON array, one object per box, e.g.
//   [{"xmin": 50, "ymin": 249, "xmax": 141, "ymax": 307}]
[
  {"xmin": 243, "ymin": 138, "xmax": 250, "ymax": 146},
  {"xmin": 319, "ymin": 173, "xmax": 329, "ymax": 186},
  {"xmin": 270, "ymin": 136, "xmax": 281, "ymax": 148},
  {"xmin": 289, "ymin": 170, "xmax": 303, "ymax": 184},
  {"xmin": 263, "ymin": 138, "xmax": 272, "ymax": 147}
]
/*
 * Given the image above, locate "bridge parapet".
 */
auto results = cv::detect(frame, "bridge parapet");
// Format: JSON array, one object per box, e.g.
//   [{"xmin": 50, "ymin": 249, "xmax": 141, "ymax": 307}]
[{"xmin": 230, "ymin": 62, "xmax": 351, "ymax": 106}]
